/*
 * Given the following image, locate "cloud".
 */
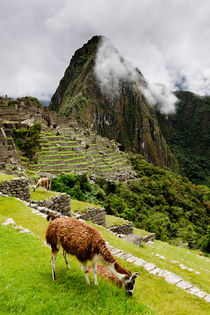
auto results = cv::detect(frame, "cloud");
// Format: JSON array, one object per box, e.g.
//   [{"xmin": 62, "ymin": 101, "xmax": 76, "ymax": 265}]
[
  {"xmin": 0, "ymin": 0, "xmax": 209, "ymax": 101},
  {"xmin": 94, "ymin": 37, "xmax": 138, "ymax": 96},
  {"xmin": 95, "ymin": 37, "xmax": 177, "ymax": 114}
]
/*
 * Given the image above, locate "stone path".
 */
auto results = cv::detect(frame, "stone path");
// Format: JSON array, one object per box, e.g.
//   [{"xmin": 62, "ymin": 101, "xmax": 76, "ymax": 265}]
[
  {"xmin": 2, "ymin": 218, "xmax": 35, "ymax": 235},
  {"xmin": 152, "ymin": 252, "xmax": 201, "ymax": 274},
  {"xmin": 106, "ymin": 242, "xmax": 210, "ymax": 303}
]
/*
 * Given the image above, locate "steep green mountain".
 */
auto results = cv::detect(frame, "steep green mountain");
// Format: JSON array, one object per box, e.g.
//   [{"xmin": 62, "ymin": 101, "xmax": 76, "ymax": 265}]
[
  {"xmin": 49, "ymin": 36, "xmax": 178, "ymax": 171},
  {"xmin": 157, "ymin": 91, "xmax": 210, "ymax": 186}
]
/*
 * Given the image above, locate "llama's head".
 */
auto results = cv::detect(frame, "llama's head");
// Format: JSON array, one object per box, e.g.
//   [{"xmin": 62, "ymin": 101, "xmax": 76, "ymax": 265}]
[{"xmin": 122, "ymin": 272, "xmax": 138, "ymax": 296}]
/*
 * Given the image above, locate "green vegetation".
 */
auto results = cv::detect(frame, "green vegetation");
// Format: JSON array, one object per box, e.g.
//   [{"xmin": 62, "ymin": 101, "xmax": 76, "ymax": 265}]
[
  {"xmin": 51, "ymin": 156, "xmax": 210, "ymax": 252},
  {"xmin": 0, "ymin": 172, "xmax": 17, "ymax": 183},
  {"xmin": 51, "ymin": 173, "xmax": 103, "ymax": 203},
  {"xmin": 71, "ymin": 199, "xmax": 100, "ymax": 213},
  {"xmin": 0, "ymin": 227, "xmax": 150, "ymax": 315},
  {"xmin": 12, "ymin": 123, "xmax": 42, "ymax": 160},
  {"xmin": 0, "ymin": 196, "xmax": 209, "ymax": 315},
  {"xmin": 30, "ymin": 188, "xmax": 62, "ymax": 201},
  {"xmin": 106, "ymin": 215, "xmax": 129, "ymax": 228},
  {"xmin": 134, "ymin": 228, "xmax": 150, "ymax": 237},
  {"xmin": 157, "ymin": 91, "xmax": 210, "ymax": 186}
]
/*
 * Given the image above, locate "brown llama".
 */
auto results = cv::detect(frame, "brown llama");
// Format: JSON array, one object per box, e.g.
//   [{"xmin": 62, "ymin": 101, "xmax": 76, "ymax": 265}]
[
  {"xmin": 33, "ymin": 178, "xmax": 51, "ymax": 192},
  {"xmin": 46, "ymin": 214, "xmax": 138, "ymax": 296},
  {"xmin": 88, "ymin": 264, "xmax": 123, "ymax": 288}
]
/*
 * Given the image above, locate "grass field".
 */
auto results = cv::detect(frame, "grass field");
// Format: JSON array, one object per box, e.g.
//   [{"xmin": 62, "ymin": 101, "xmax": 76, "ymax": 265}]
[
  {"xmin": 30, "ymin": 187, "xmax": 62, "ymax": 201},
  {"xmin": 0, "ymin": 196, "xmax": 209, "ymax": 314},
  {"xmin": 0, "ymin": 171, "xmax": 17, "ymax": 183}
]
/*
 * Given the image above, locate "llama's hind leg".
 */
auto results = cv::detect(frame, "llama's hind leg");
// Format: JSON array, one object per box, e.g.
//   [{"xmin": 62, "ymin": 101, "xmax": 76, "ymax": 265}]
[
  {"xmin": 81, "ymin": 261, "xmax": 90, "ymax": 284},
  {"xmin": 91, "ymin": 255, "xmax": 98, "ymax": 285},
  {"xmin": 63, "ymin": 249, "xmax": 70, "ymax": 269},
  {"xmin": 51, "ymin": 250, "xmax": 58, "ymax": 281}
]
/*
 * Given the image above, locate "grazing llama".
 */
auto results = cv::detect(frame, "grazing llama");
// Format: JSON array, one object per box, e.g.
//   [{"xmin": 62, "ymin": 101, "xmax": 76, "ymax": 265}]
[
  {"xmin": 33, "ymin": 178, "xmax": 51, "ymax": 192},
  {"xmin": 88, "ymin": 264, "xmax": 123, "ymax": 288},
  {"xmin": 46, "ymin": 214, "xmax": 138, "ymax": 295}
]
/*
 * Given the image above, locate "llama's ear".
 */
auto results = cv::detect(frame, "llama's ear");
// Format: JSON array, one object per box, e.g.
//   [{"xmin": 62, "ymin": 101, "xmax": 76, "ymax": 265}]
[{"xmin": 132, "ymin": 272, "xmax": 139, "ymax": 279}]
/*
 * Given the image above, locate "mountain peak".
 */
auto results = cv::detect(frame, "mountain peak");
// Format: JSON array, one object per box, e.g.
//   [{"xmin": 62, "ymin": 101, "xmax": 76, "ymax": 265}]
[{"xmin": 49, "ymin": 36, "xmax": 178, "ymax": 170}]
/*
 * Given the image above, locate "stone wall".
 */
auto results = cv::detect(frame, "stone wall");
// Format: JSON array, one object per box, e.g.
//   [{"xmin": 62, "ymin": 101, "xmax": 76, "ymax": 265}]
[
  {"xmin": 33, "ymin": 193, "xmax": 71, "ymax": 216},
  {"xmin": 0, "ymin": 177, "xmax": 31, "ymax": 201},
  {"xmin": 75, "ymin": 207, "xmax": 106, "ymax": 226},
  {"xmin": 122, "ymin": 234, "xmax": 143, "ymax": 246},
  {"xmin": 143, "ymin": 233, "xmax": 155, "ymax": 242},
  {"xmin": 0, "ymin": 119, "xmax": 20, "ymax": 167},
  {"xmin": 109, "ymin": 222, "xmax": 134, "ymax": 235}
]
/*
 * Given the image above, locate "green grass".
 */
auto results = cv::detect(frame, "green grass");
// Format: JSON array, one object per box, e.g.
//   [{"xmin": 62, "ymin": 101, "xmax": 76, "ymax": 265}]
[
  {"xmin": 134, "ymin": 228, "xmax": 150, "ymax": 237},
  {"xmin": 0, "ymin": 196, "xmax": 209, "ymax": 315},
  {"xmin": 0, "ymin": 227, "xmax": 150, "ymax": 315},
  {"xmin": 0, "ymin": 172, "xmax": 17, "ymax": 183},
  {"xmin": 106, "ymin": 215, "xmax": 129, "ymax": 228},
  {"xmin": 30, "ymin": 188, "xmax": 63, "ymax": 201},
  {"xmin": 71, "ymin": 199, "xmax": 100, "ymax": 213}
]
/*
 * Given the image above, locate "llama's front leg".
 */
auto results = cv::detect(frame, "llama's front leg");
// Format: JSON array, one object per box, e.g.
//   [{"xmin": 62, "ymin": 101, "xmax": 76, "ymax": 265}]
[
  {"xmin": 81, "ymin": 262, "xmax": 90, "ymax": 284},
  {"xmin": 91, "ymin": 256, "xmax": 98, "ymax": 285},
  {"xmin": 51, "ymin": 251, "xmax": 58, "ymax": 281},
  {"xmin": 63, "ymin": 249, "xmax": 70, "ymax": 269}
]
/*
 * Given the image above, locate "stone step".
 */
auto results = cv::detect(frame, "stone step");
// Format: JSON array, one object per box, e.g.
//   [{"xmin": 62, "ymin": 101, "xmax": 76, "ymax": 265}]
[
  {"xmin": 40, "ymin": 140, "xmax": 81, "ymax": 147},
  {"xmin": 38, "ymin": 153, "xmax": 86, "ymax": 160},
  {"xmin": 36, "ymin": 156, "xmax": 88, "ymax": 165}
]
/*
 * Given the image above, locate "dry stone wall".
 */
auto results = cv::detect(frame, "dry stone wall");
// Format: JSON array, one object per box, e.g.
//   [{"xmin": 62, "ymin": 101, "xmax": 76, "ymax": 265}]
[
  {"xmin": 109, "ymin": 222, "xmax": 134, "ymax": 235},
  {"xmin": 75, "ymin": 207, "xmax": 106, "ymax": 226},
  {"xmin": 0, "ymin": 177, "xmax": 31, "ymax": 201},
  {"xmin": 34, "ymin": 194, "xmax": 71, "ymax": 217}
]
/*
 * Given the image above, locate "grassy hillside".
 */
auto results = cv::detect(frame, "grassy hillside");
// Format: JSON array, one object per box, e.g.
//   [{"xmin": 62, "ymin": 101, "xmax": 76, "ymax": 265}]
[
  {"xmin": 1, "ymin": 196, "xmax": 210, "ymax": 314},
  {"xmin": 51, "ymin": 157, "xmax": 210, "ymax": 253}
]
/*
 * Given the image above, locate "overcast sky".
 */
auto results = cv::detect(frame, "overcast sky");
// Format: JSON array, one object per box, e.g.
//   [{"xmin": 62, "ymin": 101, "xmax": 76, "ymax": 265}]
[{"xmin": 0, "ymin": 0, "xmax": 209, "ymax": 100}]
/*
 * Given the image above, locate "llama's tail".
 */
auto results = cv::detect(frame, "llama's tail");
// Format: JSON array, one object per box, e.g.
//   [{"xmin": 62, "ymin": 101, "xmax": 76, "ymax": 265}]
[{"xmin": 47, "ymin": 214, "xmax": 58, "ymax": 221}]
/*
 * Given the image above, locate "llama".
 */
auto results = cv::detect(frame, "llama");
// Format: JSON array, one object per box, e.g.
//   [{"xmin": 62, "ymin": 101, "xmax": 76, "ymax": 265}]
[
  {"xmin": 46, "ymin": 214, "xmax": 138, "ymax": 295},
  {"xmin": 88, "ymin": 264, "xmax": 123, "ymax": 288},
  {"xmin": 33, "ymin": 178, "xmax": 51, "ymax": 192}
]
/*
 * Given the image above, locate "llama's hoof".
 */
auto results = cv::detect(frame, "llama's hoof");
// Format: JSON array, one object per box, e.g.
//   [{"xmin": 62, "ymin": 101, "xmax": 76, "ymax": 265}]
[{"xmin": 94, "ymin": 282, "xmax": 98, "ymax": 286}]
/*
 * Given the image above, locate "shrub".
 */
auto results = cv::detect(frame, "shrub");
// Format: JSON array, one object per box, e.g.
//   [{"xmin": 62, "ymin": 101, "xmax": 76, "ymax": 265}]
[{"xmin": 12, "ymin": 123, "xmax": 41, "ymax": 160}]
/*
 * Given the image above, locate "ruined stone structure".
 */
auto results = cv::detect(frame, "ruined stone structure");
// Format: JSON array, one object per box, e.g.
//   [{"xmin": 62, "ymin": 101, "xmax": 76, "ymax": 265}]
[
  {"xmin": 33, "ymin": 194, "xmax": 71, "ymax": 217},
  {"xmin": 0, "ymin": 99, "xmax": 73, "ymax": 169},
  {"xmin": 109, "ymin": 222, "xmax": 134, "ymax": 235},
  {"xmin": 0, "ymin": 177, "xmax": 31, "ymax": 202},
  {"xmin": 75, "ymin": 207, "xmax": 106, "ymax": 226}
]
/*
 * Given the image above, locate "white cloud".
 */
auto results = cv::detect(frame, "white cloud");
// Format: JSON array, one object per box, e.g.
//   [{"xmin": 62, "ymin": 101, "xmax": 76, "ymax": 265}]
[
  {"xmin": 95, "ymin": 37, "xmax": 177, "ymax": 114},
  {"xmin": 0, "ymin": 0, "xmax": 209, "ymax": 100}
]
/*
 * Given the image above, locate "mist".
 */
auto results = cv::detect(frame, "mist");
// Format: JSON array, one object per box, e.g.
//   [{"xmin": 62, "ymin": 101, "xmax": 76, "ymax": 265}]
[{"xmin": 95, "ymin": 37, "xmax": 177, "ymax": 114}]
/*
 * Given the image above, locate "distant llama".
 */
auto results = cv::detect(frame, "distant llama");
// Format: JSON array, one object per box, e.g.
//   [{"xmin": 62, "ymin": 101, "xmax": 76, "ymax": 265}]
[
  {"xmin": 33, "ymin": 178, "xmax": 51, "ymax": 192},
  {"xmin": 46, "ymin": 214, "xmax": 138, "ymax": 296}
]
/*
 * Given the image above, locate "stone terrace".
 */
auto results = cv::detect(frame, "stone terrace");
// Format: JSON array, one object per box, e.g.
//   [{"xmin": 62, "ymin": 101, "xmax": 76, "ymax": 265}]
[{"xmin": 28, "ymin": 127, "xmax": 136, "ymax": 180}]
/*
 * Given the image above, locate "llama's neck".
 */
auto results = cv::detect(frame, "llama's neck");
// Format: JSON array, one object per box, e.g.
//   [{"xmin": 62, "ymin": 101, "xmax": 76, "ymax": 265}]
[{"xmin": 106, "ymin": 261, "xmax": 131, "ymax": 281}]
